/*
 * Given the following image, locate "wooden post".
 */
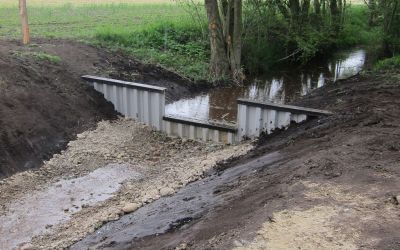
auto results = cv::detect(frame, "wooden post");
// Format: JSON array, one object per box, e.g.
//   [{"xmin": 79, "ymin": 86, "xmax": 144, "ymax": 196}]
[{"xmin": 19, "ymin": 0, "xmax": 30, "ymax": 44}]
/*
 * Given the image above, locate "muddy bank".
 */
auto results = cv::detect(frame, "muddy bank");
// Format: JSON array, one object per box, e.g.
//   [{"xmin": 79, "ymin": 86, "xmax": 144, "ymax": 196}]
[
  {"xmin": 0, "ymin": 39, "xmax": 196, "ymax": 177},
  {"xmin": 77, "ymin": 72, "xmax": 400, "ymax": 249}
]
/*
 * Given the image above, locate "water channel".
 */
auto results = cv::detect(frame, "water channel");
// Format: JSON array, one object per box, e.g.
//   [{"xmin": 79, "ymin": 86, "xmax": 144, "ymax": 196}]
[{"xmin": 166, "ymin": 48, "xmax": 369, "ymax": 123}]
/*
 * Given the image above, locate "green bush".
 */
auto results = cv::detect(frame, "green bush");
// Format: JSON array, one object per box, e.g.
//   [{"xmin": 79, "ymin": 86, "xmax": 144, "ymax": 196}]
[{"xmin": 374, "ymin": 55, "xmax": 400, "ymax": 71}]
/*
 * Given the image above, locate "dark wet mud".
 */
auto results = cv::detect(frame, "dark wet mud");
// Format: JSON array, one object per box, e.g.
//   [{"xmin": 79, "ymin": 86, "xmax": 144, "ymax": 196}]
[{"xmin": 72, "ymin": 152, "xmax": 283, "ymax": 249}]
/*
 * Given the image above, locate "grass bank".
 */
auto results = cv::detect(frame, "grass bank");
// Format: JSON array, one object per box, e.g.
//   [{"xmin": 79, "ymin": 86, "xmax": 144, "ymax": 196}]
[{"xmin": 0, "ymin": 1, "xmax": 382, "ymax": 81}]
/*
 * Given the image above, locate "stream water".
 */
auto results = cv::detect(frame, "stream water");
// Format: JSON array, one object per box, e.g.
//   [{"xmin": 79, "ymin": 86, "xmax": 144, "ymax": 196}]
[{"xmin": 166, "ymin": 48, "xmax": 369, "ymax": 123}]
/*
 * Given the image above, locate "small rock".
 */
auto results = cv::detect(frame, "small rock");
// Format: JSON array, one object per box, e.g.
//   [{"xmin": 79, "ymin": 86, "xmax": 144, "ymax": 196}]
[
  {"xmin": 175, "ymin": 243, "xmax": 188, "ymax": 250},
  {"xmin": 122, "ymin": 202, "xmax": 140, "ymax": 213},
  {"xmin": 19, "ymin": 243, "xmax": 34, "ymax": 250},
  {"xmin": 77, "ymin": 133, "xmax": 86, "ymax": 139},
  {"xmin": 160, "ymin": 187, "xmax": 174, "ymax": 196}
]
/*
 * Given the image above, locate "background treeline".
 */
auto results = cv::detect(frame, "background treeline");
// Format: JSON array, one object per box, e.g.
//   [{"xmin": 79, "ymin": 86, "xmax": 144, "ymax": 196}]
[{"xmin": 95, "ymin": 0, "xmax": 399, "ymax": 80}]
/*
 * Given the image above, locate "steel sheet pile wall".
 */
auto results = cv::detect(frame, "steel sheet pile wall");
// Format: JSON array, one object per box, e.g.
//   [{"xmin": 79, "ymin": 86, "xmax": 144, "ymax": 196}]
[
  {"xmin": 237, "ymin": 99, "xmax": 332, "ymax": 140},
  {"xmin": 83, "ymin": 75, "xmax": 332, "ymax": 144},
  {"xmin": 82, "ymin": 75, "xmax": 166, "ymax": 130},
  {"xmin": 163, "ymin": 116, "xmax": 237, "ymax": 144}
]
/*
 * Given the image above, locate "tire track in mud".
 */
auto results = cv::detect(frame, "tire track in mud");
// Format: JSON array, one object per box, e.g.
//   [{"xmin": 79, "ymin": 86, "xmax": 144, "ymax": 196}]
[{"xmin": 72, "ymin": 152, "xmax": 283, "ymax": 249}]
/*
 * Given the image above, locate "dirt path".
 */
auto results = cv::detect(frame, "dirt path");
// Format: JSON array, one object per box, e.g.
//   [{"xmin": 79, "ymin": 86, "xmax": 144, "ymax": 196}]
[
  {"xmin": 0, "ymin": 39, "xmax": 197, "ymax": 178},
  {"xmin": 77, "ymin": 72, "xmax": 400, "ymax": 249},
  {"xmin": 0, "ymin": 118, "xmax": 252, "ymax": 249}
]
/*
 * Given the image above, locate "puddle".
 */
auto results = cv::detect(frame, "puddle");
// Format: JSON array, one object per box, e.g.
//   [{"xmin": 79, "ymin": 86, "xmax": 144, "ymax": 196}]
[
  {"xmin": 0, "ymin": 163, "xmax": 141, "ymax": 250},
  {"xmin": 72, "ymin": 152, "xmax": 283, "ymax": 249},
  {"xmin": 166, "ymin": 48, "xmax": 368, "ymax": 123}
]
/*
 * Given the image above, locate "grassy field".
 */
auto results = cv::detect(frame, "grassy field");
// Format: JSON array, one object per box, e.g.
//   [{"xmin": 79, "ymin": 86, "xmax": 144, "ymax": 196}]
[
  {"xmin": 0, "ymin": 0, "xmax": 373, "ymax": 81},
  {"xmin": 0, "ymin": 0, "xmax": 210, "ymax": 79},
  {"xmin": 0, "ymin": 1, "xmax": 189, "ymax": 38},
  {"xmin": 1, "ymin": 0, "xmax": 174, "ymax": 7}
]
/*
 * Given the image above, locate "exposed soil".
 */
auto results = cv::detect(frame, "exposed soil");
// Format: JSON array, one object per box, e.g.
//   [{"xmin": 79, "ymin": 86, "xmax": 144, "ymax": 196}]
[
  {"xmin": 0, "ymin": 118, "xmax": 252, "ymax": 249},
  {"xmin": 2, "ymin": 38, "xmax": 400, "ymax": 249},
  {"xmin": 0, "ymin": 39, "xmax": 196, "ymax": 178},
  {"xmin": 81, "ymin": 72, "xmax": 400, "ymax": 249}
]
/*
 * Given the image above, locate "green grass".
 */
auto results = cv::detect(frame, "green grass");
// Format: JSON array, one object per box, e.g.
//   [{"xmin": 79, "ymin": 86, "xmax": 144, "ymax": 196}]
[
  {"xmin": 12, "ymin": 51, "xmax": 62, "ymax": 63},
  {"xmin": 0, "ymin": 2, "xmax": 384, "ymax": 81},
  {"xmin": 374, "ymin": 55, "xmax": 400, "ymax": 71},
  {"xmin": 94, "ymin": 20, "xmax": 209, "ymax": 80},
  {"xmin": 0, "ymin": 3, "xmax": 188, "ymax": 39},
  {"xmin": 0, "ymin": 2, "xmax": 210, "ymax": 79}
]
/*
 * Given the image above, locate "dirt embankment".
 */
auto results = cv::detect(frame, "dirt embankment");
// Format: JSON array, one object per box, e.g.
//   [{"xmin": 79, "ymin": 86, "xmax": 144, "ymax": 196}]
[
  {"xmin": 125, "ymin": 72, "xmax": 400, "ymax": 249},
  {"xmin": 0, "ymin": 39, "xmax": 195, "ymax": 178}
]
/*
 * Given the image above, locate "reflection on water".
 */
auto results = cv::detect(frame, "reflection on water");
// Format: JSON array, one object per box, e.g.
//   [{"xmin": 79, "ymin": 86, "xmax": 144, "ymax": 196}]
[{"xmin": 166, "ymin": 48, "xmax": 367, "ymax": 123}]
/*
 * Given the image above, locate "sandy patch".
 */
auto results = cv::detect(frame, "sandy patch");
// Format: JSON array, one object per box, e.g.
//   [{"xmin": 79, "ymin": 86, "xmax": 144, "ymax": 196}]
[{"xmin": 234, "ymin": 180, "xmax": 400, "ymax": 250}]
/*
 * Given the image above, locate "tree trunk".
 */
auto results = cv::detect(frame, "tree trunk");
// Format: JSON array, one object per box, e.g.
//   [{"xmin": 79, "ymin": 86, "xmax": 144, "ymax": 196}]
[
  {"xmin": 205, "ymin": 0, "xmax": 229, "ymax": 78},
  {"xmin": 330, "ymin": 0, "xmax": 340, "ymax": 33},
  {"xmin": 19, "ymin": 0, "xmax": 30, "ymax": 44},
  {"xmin": 314, "ymin": 0, "xmax": 321, "ymax": 15},
  {"xmin": 229, "ymin": 0, "xmax": 242, "ymax": 79},
  {"xmin": 205, "ymin": 0, "xmax": 243, "ymax": 82}
]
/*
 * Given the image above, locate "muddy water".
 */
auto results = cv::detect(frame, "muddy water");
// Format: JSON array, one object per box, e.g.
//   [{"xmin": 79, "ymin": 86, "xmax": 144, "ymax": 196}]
[
  {"xmin": 72, "ymin": 152, "xmax": 283, "ymax": 249},
  {"xmin": 0, "ymin": 164, "xmax": 141, "ymax": 250},
  {"xmin": 166, "ymin": 49, "xmax": 368, "ymax": 123}
]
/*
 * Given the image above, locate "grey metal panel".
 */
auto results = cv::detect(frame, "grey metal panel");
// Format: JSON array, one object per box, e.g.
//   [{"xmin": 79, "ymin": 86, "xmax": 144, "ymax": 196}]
[
  {"xmin": 171, "ymin": 122, "xmax": 178, "ymax": 137},
  {"xmin": 103, "ymin": 84, "xmax": 110, "ymax": 101},
  {"xmin": 213, "ymin": 130, "xmax": 219, "ymax": 143},
  {"xmin": 93, "ymin": 82, "xmax": 99, "ymax": 91},
  {"xmin": 227, "ymin": 132, "xmax": 234, "ymax": 144},
  {"xmin": 237, "ymin": 98, "xmax": 333, "ymax": 116},
  {"xmin": 237, "ymin": 104, "xmax": 247, "ymax": 139},
  {"xmin": 195, "ymin": 127, "xmax": 202, "ymax": 140},
  {"xmin": 132, "ymin": 89, "xmax": 139, "ymax": 119},
  {"xmin": 261, "ymin": 109, "xmax": 269, "ymax": 133},
  {"xmin": 88, "ymin": 77, "xmax": 166, "ymax": 131},
  {"xmin": 122, "ymin": 87, "xmax": 128, "ymax": 116},
  {"xmin": 126, "ymin": 88, "xmax": 134, "ymax": 118},
  {"xmin": 82, "ymin": 75, "xmax": 167, "ymax": 93},
  {"xmin": 143, "ymin": 91, "xmax": 150, "ymax": 124},
  {"xmin": 202, "ymin": 128, "xmax": 209, "ymax": 141},
  {"xmin": 291, "ymin": 114, "xmax": 307, "ymax": 123},
  {"xmin": 150, "ymin": 92, "xmax": 160, "ymax": 129},
  {"xmin": 165, "ymin": 121, "xmax": 171, "ymax": 134},
  {"xmin": 246, "ymin": 106, "xmax": 263, "ymax": 138},
  {"xmin": 177, "ymin": 123, "xmax": 183, "ymax": 137},
  {"xmin": 266, "ymin": 110, "xmax": 277, "ymax": 134},
  {"xmin": 276, "ymin": 111, "xmax": 291, "ymax": 129},
  {"xmin": 117, "ymin": 86, "xmax": 124, "ymax": 114},
  {"xmin": 112, "ymin": 85, "xmax": 118, "ymax": 110},
  {"xmin": 137, "ymin": 90, "xmax": 143, "ymax": 122},
  {"xmin": 189, "ymin": 125, "xmax": 195, "ymax": 140}
]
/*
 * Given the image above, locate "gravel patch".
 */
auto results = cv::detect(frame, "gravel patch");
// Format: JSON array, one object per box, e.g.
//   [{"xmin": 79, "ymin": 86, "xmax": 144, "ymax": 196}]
[{"xmin": 0, "ymin": 118, "xmax": 252, "ymax": 249}]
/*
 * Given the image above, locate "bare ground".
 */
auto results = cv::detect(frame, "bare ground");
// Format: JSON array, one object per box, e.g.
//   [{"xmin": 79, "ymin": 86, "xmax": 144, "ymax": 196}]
[
  {"xmin": 0, "ymin": 39, "xmax": 196, "ymax": 177},
  {"xmin": 118, "ymin": 73, "xmax": 400, "ymax": 249},
  {"xmin": 0, "ymin": 118, "xmax": 252, "ymax": 249},
  {"xmin": 1, "ymin": 38, "xmax": 400, "ymax": 249}
]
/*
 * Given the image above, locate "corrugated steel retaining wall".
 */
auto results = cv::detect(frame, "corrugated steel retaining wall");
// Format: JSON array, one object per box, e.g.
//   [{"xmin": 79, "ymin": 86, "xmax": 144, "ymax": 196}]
[
  {"xmin": 236, "ymin": 99, "xmax": 332, "ymax": 140},
  {"xmin": 82, "ymin": 75, "xmax": 166, "ymax": 130},
  {"xmin": 163, "ymin": 116, "xmax": 237, "ymax": 144},
  {"xmin": 82, "ymin": 76, "xmax": 332, "ymax": 144}
]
